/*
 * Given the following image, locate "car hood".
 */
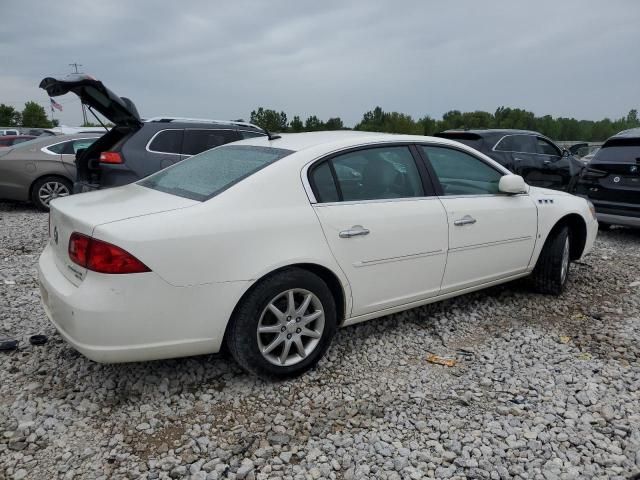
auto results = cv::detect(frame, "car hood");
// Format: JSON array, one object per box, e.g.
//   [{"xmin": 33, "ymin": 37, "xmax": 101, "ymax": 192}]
[
  {"xmin": 39, "ymin": 74, "xmax": 142, "ymax": 128},
  {"xmin": 49, "ymin": 183, "xmax": 199, "ymax": 229}
]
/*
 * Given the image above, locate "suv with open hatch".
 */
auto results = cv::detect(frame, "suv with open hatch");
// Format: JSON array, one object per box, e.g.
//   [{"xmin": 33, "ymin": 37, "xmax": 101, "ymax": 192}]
[
  {"xmin": 40, "ymin": 75, "xmax": 266, "ymax": 192},
  {"xmin": 435, "ymin": 129, "xmax": 583, "ymax": 192},
  {"xmin": 575, "ymin": 128, "xmax": 640, "ymax": 229}
]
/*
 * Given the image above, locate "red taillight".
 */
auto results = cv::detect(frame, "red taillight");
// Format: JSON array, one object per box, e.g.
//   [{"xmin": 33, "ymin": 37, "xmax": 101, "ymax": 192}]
[
  {"xmin": 68, "ymin": 232, "xmax": 150, "ymax": 274},
  {"xmin": 99, "ymin": 151, "xmax": 123, "ymax": 164}
]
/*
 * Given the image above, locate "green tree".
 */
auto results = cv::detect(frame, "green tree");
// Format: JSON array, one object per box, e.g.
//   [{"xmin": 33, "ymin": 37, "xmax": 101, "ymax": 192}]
[
  {"xmin": 0, "ymin": 104, "xmax": 22, "ymax": 126},
  {"xmin": 21, "ymin": 101, "xmax": 52, "ymax": 128},
  {"xmin": 249, "ymin": 107, "xmax": 287, "ymax": 132},
  {"xmin": 304, "ymin": 115, "xmax": 324, "ymax": 131},
  {"xmin": 289, "ymin": 115, "xmax": 304, "ymax": 132},
  {"xmin": 324, "ymin": 117, "xmax": 344, "ymax": 130}
]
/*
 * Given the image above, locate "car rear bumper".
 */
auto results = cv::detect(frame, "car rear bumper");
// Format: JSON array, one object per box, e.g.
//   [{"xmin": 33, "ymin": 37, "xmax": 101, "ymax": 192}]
[{"xmin": 38, "ymin": 243, "xmax": 249, "ymax": 363}]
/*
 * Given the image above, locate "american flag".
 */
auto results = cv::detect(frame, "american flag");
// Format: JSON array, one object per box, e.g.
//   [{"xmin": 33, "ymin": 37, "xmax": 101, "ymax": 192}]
[{"xmin": 50, "ymin": 97, "xmax": 63, "ymax": 112}]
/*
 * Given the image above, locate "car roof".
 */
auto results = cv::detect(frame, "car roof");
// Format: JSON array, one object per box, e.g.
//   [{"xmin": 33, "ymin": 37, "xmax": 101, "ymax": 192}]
[
  {"xmin": 230, "ymin": 130, "xmax": 481, "ymax": 154},
  {"xmin": 611, "ymin": 127, "xmax": 640, "ymax": 139},
  {"xmin": 440, "ymin": 128, "xmax": 542, "ymax": 137}
]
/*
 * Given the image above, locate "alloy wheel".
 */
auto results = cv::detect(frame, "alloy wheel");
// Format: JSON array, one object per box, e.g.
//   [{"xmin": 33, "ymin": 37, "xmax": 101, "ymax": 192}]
[
  {"xmin": 38, "ymin": 181, "xmax": 70, "ymax": 206},
  {"xmin": 560, "ymin": 236, "xmax": 570, "ymax": 284},
  {"xmin": 257, "ymin": 288, "xmax": 325, "ymax": 367}
]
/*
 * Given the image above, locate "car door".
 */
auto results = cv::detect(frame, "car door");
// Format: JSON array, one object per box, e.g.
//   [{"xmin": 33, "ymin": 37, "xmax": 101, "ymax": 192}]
[
  {"xmin": 419, "ymin": 145, "xmax": 537, "ymax": 293},
  {"xmin": 309, "ymin": 144, "xmax": 448, "ymax": 317},
  {"xmin": 535, "ymin": 136, "xmax": 573, "ymax": 190},
  {"xmin": 493, "ymin": 134, "xmax": 545, "ymax": 185},
  {"xmin": 60, "ymin": 138, "xmax": 98, "ymax": 177}
]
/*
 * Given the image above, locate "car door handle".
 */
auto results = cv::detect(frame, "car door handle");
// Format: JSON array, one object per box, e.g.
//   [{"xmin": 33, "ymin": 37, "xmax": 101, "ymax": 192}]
[
  {"xmin": 543, "ymin": 160, "xmax": 552, "ymax": 165},
  {"xmin": 339, "ymin": 225, "xmax": 370, "ymax": 238},
  {"xmin": 454, "ymin": 215, "xmax": 477, "ymax": 226}
]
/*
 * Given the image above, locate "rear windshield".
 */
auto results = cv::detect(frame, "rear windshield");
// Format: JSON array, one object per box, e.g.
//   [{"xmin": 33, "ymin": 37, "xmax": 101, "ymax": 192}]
[
  {"xmin": 594, "ymin": 139, "xmax": 640, "ymax": 164},
  {"xmin": 435, "ymin": 132, "xmax": 484, "ymax": 150},
  {"xmin": 139, "ymin": 145, "xmax": 293, "ymax": 201}
]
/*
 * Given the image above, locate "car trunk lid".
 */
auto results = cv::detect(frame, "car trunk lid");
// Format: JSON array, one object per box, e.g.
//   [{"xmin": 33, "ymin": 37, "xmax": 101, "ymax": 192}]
[
  {"xmin": 47, "ymin": 184, "xmax": 199, "ymax": 286},
  {"xmin": 39, "ymin": 74, "xmax": 142, "ymax": 128}
]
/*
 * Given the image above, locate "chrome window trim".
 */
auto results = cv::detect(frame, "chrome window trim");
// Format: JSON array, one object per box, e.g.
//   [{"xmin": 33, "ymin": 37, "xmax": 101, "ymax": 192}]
[
  {"xmin": 145, "ymin": 128, "xmax": 184, "ymax": 156},
  {"xmin": 41, "ymin": 137, "xmax": 98, "ymax": 156},
  {"xmin": 492, "ymin": 134, "xmax": 561, "ymax": 157},
  {"xmin": 146, "ymin": 127, "xmax": 258, "ymax": 156},
  {"xmin": 301, "ymin": 139, "xmax": 513, "ymax": 204}
]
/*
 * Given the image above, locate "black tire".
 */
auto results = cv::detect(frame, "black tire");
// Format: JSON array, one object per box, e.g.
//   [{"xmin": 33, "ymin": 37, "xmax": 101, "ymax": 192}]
[
  {"xmin": 531, "ymin": 226, "xmax": 571, "ymax": 295},
  {"xmin": 226, "ymin": 268, "xmax": 337, "ymax": 379},
  {"xmin": 31, "ymin": 176, "xmax": 72, "ymax": 211}
]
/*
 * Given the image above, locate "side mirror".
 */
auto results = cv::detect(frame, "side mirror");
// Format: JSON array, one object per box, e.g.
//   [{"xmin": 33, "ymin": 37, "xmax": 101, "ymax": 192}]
[
  {"xmin": 562, "ymin": 148, "xmax": 570, "ymax": 157},
  {"xmin": 499, "ymin": 174, "xmax": 528, "ymax": 194}
]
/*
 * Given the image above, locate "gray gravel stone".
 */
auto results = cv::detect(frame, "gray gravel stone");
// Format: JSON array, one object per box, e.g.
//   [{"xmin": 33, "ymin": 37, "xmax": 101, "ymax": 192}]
[{"xmin": 1, "ymin": 202, "xmax": 639, "ymax": 479}]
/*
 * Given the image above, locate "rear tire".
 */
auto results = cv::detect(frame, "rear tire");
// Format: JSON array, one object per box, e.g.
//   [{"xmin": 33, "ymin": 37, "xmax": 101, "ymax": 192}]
[
  {"xmin": 226, "ymin": 268, "xmax": 337, "ymax": 379},
  {"xmin": 531, "ymin": 226, "xmax": 571, "ymax": 295},
  {"xmin": 31, "ymin": 176, "xmax": 72, "ymax": 211}
]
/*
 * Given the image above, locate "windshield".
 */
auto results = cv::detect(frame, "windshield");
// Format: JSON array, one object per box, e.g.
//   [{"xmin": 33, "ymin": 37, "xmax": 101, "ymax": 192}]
[{"xmin": 140, "ymin": 145, "xmax": 293, "ymax": 201}]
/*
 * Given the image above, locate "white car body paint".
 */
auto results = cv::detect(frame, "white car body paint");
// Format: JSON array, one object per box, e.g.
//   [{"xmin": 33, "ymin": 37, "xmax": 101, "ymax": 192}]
[{"xmin": 38, "ymin": 132, "xmax": 598, "ymax": 363}]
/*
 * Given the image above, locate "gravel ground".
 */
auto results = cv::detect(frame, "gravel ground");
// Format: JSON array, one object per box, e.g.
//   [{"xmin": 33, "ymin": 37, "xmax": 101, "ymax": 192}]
[{"xmin": 1, "ymin": 199, "xmax": 639, "ymax": 480}]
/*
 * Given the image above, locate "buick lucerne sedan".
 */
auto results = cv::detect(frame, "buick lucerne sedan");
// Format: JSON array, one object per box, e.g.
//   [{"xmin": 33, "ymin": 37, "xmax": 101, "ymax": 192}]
[{"xmin": 38, "ymin": 132, "xmax": 598, "ymax": 378}]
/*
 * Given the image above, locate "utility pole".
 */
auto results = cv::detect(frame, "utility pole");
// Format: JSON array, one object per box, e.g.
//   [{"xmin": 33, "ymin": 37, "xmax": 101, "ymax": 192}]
[{"xmin": 69, "ymin": 62, "xmax": 88, "ymax": 126}]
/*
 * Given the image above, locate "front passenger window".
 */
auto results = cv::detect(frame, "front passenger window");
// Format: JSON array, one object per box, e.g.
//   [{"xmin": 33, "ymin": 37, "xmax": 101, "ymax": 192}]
[{"xmin": 421, "ymin": 146, "xmax": 502, "ymax": 196}]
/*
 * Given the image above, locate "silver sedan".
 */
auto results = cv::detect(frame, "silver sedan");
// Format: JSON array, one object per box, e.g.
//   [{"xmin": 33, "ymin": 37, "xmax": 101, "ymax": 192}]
[{"xmin": 0, "ymin": 134, "xmax": 99, "ymax": 210}]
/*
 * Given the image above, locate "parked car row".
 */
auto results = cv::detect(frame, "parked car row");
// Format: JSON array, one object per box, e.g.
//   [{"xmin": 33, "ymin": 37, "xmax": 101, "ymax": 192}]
[
  {"xmin": 2, "ymin": 74, "xmax": 637, "ymax": 231},
  {"xmin": 0, "ymin": 135, "xmax": 37, "ymax": 147}
]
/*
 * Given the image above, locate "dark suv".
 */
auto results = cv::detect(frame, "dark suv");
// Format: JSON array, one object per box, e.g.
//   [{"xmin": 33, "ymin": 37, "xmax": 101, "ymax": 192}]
[
  {"xmin": 435, "ymin": 129, "xmax": 583, "ymax": 192},
  {"xmin": 575, "ymin": 128, "xmax": 640, "ymax": 228},
  {"xmin": 40, "ymin": 75, "xmax": 265, "ymax": 192}
]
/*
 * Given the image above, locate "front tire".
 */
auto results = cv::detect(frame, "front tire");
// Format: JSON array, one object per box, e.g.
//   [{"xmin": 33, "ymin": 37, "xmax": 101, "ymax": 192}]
[
  {"xmin": 31, "ymin": 176, "xmax": 72, "ymax": 211},
  {"xmin": 226, "ymin": 268, "xmax": 337, "ymax": 379},
  {"xmin": 531, "ymin": 226, "xmax": 571, "ymax": 295}
]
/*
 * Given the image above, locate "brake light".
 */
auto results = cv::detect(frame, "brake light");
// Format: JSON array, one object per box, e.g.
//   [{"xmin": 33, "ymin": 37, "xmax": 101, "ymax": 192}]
[
  {"xmin": 68, "ymin": 232, "xmax": 150, "ymax": 274},
  {"xmin": 99, "ymin": 151, "xmax": 123, "ymax": 164}
]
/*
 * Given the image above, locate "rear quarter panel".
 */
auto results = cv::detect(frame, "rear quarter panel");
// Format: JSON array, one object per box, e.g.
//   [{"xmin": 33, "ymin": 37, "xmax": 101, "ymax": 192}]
[{"xmin": 92, "ymin": 155, "xmax": 351, "ymax": 293}]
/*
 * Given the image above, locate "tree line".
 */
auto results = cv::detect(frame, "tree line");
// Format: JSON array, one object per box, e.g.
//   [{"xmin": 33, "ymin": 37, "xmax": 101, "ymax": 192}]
[
  {"xmin": 0, "ymin": 102, "xmax": 58, "ymax": 128},
  {"xmin": 4, "ymin": 100, "xmax": 638, "ymax": 141},
  {"xmin": 250, "ymin": 106, "xmax": 640, "ymax": 141}
]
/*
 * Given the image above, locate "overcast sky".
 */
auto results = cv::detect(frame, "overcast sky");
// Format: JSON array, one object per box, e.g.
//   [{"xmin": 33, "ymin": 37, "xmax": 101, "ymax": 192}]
[{"xmin": 2, "ymin": 0, "xmax": 639, "ymax": 127}]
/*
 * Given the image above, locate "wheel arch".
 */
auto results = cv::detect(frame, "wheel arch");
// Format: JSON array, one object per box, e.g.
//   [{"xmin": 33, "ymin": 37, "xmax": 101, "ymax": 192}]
[
  {"xmin": 544, "ymin": 213, "xmax": 588, "ymax": 261},
  {"xmin": 223, "ymin": 262, "xmax": 348, "ymax": 344}
]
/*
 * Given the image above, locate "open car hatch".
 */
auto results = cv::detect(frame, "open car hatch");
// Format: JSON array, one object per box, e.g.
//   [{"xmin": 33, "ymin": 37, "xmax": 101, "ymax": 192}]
[{"xmin": 39, "ymin": 74, "xmax": 142, "ymax": 128}]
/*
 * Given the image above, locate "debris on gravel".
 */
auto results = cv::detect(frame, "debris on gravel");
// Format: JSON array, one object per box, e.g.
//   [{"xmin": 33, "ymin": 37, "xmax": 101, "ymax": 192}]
[{"xmin": 1, "ymin": 200, "xmax": 639, "ymax": 479}]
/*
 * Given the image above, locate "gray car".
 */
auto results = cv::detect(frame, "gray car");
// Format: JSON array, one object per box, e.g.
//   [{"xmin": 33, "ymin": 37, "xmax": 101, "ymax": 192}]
[{"xmin": 0, "ymin": 134, "xmax": 99, "ymax": 210}]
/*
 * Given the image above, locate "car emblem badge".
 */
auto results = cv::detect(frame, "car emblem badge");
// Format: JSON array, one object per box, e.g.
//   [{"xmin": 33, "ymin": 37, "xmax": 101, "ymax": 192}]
[
  {"xmin": 53, "ymin": 226, "xmax": 59, "ymax": 244},
  {"xmin": 631, "ymin": 165, "xmax": 638, "ymax": 173},
  {"xmin": 613, "ymin": 176, "xmax": 620, "ymax": 183}
]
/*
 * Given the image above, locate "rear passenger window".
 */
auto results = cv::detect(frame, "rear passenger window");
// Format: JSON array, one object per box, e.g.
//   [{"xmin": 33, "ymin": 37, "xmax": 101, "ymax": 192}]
[
  {"xmin": 422, "ymin": 146, "xmax": 502, "ymax": 195},
  {"xmin": 310, "ymin": 146, "xmax": 424, "ymax": 202},
  {"xmin": 310, "ymin": 162, "xmax": 340, "ymax": 203},
  {"xmin": 46, "ymin": 141, "xmax": 69, "ymax": 154},
  {"xmin": 495, "ymin": 135, "xmax": 537, "ymax": 154},
  {"xmin": 182, "ymin": 129, "xmax": 240, "ymax": 156},
  {"xmin": 148, "ymin": 129, "xmax": 183, "ymax": 154}
]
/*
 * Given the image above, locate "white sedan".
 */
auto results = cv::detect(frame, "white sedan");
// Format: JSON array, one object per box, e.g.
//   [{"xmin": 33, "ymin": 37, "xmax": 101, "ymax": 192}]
[{"xmin": 38, "ymin": 132, "xmax": 598, "ymax": 378}]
